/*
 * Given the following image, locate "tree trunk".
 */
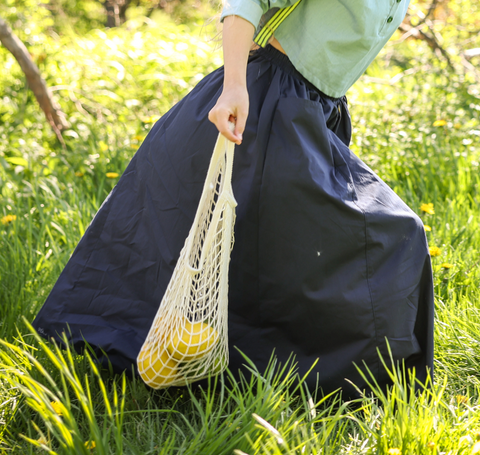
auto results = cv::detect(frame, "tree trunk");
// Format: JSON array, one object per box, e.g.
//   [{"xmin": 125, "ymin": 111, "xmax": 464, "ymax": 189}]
[
  {"xmin": 104, "ymin": 0, "xmax": 131, "ymax": 27},
  {"xmin": 0, "ymin": 15, "xmax": 68, "ymax": 138}
]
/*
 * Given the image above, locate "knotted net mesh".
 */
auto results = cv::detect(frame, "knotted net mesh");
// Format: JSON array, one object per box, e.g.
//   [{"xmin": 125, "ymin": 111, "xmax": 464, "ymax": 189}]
[{"xmin": 137, "ymin": 132, "xmax": 236, "ymax": 388}]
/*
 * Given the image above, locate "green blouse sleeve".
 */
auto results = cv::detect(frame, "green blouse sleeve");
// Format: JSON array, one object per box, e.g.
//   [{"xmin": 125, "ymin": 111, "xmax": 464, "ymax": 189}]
[{"xmin": 220, "ymin": 0, "xmax": 299, "ymax": 28}]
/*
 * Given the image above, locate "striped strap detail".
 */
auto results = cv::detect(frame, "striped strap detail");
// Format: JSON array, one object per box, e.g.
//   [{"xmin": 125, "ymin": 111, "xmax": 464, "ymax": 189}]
[{"xmin": 254, "ymin": 0, "xmax": 301, "ymax": 47}]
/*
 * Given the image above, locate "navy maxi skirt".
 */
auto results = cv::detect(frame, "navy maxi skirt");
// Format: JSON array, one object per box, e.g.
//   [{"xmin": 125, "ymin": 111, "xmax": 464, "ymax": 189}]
[{"xmin": 33, "ymin": 46, "xmax": 434, "ymax": 397}]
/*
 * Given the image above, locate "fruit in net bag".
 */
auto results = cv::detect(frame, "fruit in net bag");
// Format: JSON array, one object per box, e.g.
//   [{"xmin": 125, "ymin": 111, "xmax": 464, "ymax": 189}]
[
  {"xmin": 167, "ymin": 319, "xmax": 218, "ymax": 361},
  {"xmin": 138, "ymin": 346, "xmax": 179, "ymax": 387}
]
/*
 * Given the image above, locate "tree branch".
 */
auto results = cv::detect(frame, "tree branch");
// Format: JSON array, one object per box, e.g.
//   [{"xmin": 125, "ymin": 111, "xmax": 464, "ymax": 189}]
[
  {"xmin": 0, "ymin": 15, "xmax": 68, "ymax": 141},
  {"xmin": 398, "ymin": 19, "xmax": 455, "ymax": 71}
]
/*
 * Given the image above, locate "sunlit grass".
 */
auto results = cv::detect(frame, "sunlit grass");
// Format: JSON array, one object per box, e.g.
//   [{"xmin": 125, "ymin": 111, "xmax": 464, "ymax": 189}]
[{"xmin": 1, "ymin": 6, "xmax": 480, "ymax": 455}]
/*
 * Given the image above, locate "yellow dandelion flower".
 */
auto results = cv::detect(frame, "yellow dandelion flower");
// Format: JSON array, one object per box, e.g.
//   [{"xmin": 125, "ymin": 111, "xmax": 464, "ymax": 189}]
[
  {"xmin": 1, "ymin": 214, "xmax": 17, "ymax": 225},
  {"xmin": 387, "ymin": 449, "xmax": 402, "ymax": 455},
  {"xmin": 75, "ymin": 171, "xmax": 84, "ymax": 177},
  {"xmin": 143, "ymin": 115, "xmax": 160, "ymax": 124},
  {"xmin": 85, "ymin": 440, "xmax": 96, "ymax": 449},
  {"xmin": 441, "ymin": 263, "xmax": 453, "ymax": 269},
  {"xmin": 420, "ymin": 203, "xmax": 435, "ymax": 215},
  {"xmin": 433, "ymin": 119, "xmax": 447, "ymax": 127},
  {"xmin": 427, "ymin": 441, "xmax": 435, "ymax": 450},
  {"xmin": 429, "ymin": 246, "xmax": 441, "ymax": 257},
  {"xmin": 454, "ymin": 123, "xmax": 462, "ymax": 129},
  {"xmin": 472, "ymin": 441, "xmax": 480, "ymax": 455},
  {"xmin": 456, "ymin": 395, "xmax": 468, "ymax": 404},
  {"xmin": 106, "ymin": 172, "xmax": 119, "ymax": 179},
  {"xmin": 99, "ymin": 142, "xmax": 109, "ymax": 152},
  {"xmin": 132, "ymin": 135, "xmax": 145, "ymax": 141},
  {"xmin": 50, "ymin": 401, "xmax": 63, "ymax": 416},
  {"xmin": 424, "ymin": 225, "xmax": 432, "ymax": 232}
]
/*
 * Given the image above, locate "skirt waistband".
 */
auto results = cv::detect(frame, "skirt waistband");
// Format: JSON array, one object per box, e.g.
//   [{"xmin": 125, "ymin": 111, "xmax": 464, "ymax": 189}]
[{"xmin": 252, "ymin": 45, "xmax": 343, "ymax": 102}]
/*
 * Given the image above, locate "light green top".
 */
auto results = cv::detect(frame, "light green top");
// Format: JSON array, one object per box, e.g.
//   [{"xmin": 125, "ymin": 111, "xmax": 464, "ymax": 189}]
[{"xmin": 221, "ymin": 0, "xmax": 410, "ymax": 98}]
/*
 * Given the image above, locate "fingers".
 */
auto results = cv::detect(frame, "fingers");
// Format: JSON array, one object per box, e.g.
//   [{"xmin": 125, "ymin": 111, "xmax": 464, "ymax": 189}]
[
  {"xmin": 208, "ymin": 86, "xmax": 249, "ymax": 145},
  {"xmin": 211, "ymin": 109, "xmax": 247, "ymax": 145},
  {"xmin": 209, "ymin": 108, "xmax": 240, "ymax": 144},
  {"xmin": 234, "ymin": 111, "xmax": 247, "ymax": 143}
]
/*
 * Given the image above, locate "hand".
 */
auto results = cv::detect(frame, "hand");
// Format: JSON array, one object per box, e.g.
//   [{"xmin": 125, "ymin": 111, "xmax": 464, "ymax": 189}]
[
  {"xmin": 208, "ymin": 83, "xmax": 249, "ymax": 145},
  {"xmin": 208, "ymin": 15, "xmax": 254, "ymax": 145}
]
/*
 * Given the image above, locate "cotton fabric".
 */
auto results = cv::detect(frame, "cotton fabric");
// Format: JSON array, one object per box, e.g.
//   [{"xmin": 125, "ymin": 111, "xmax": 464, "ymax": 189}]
[
  {"xmin": 33, "ymin": 46, "xmax": 434, "ymax": 398},
  {"xmin": 221, "ymin": 0, "xmax": 411, "ymax": 97}
]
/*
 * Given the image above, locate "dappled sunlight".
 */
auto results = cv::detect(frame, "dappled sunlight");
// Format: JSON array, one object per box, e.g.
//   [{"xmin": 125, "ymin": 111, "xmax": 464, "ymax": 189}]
[{"xmin": 1, "ymin": 0, "xmax": 480, "ymax": 453}]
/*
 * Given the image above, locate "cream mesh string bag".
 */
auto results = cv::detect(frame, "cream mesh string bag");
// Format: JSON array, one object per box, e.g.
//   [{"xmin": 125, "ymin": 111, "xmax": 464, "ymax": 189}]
[{"xmin": 137, "ymin": 129, "xmax": 237, "ymax": 388}]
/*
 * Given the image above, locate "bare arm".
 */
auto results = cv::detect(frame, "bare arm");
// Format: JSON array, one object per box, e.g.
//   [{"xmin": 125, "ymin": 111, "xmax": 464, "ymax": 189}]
[{"xmin": 208, "ymin": 15, "xmax": 255, "ymax": 145}]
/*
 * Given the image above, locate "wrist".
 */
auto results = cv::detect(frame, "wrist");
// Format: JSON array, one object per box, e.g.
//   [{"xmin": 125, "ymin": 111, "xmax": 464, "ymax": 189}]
[{"xmin": 223, "ymin": 76, "xmax": 247, "ymax": 89}]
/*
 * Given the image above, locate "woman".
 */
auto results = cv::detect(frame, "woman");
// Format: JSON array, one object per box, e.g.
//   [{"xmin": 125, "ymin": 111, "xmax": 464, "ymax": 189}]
[{"xmin": 33, "ymin": 0, "xmax": 434, "ymax": 398}]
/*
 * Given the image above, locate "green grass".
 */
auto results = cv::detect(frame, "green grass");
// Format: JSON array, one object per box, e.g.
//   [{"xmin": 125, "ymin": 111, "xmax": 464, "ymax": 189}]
[{"xmin": 1, "ymin": 6, "xmax": 480, "ymax": 455}]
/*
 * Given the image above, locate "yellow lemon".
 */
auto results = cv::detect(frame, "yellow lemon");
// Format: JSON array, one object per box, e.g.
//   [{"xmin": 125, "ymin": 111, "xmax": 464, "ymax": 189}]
[
  {"xmin": 138, "ymin": 346, "xmax": 178, "ymax": 388},
  {"xmin": 167, "ymin": 320, "xmax": 218, "ymax": 361}
]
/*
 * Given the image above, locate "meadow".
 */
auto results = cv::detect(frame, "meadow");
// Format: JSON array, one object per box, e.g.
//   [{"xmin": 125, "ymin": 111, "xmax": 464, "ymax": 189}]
[{"xmin": 1, "ymin": 1, "xmax": 480, "ymax": 453}]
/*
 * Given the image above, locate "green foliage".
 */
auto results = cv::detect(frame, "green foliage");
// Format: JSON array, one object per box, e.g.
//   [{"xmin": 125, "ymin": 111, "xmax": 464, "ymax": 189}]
[
  {"xmin": 2, "ymin": 0, "xmax": 55, "ymax": 44},
  {"xmin": 1, "ymin": 1, "xmax": 480, "ymax": 453},
  {"xmin": 47, "ymin": 0, "xmax": 107, "ymax": 33},
  {"xmin": 1, "ymin": 0, "xmax": 220, "ymax": 37},
  {"xmin": 0, "ymin": 13, "xmax": 222, "ymax": 342}
]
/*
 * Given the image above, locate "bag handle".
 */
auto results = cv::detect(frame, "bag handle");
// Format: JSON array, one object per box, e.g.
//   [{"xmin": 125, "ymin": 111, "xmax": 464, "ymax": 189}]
[
  {"xmin": 184, "ymin": 129, "xmax": 237, "ymax": 274},
  {"xmin": 254, "ymin": 0, "xmax": 302, "ymax": 47}
]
